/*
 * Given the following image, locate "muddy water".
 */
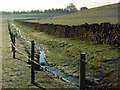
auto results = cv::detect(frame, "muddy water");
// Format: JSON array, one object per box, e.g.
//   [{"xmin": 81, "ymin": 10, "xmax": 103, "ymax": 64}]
[{"xmin": 11, "ymin": 22, "xmax": 80, "ymax": 86}]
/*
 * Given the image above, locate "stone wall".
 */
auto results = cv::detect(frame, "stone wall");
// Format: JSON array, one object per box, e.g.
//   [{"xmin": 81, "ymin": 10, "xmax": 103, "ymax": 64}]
[{"xmin": 15, "ymin": 20, "xmax": 120, "ymax": 47}]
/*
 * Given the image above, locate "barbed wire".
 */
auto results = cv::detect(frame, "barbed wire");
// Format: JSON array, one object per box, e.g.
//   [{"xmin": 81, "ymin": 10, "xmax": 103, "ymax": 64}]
[
  {"xmin": 8, "ymin": 22, "xmax": 44, "ymax": 68},
  {"xmin": 10, "ymin": 41, "xmax": 41, "ymax": 67}
]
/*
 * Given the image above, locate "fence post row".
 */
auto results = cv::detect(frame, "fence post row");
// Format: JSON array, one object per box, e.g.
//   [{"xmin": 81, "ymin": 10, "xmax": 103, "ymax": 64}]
[
  {"xmin": 31, "ymin": 41, "xmax": 35, "ymax": 84},
  {"xmin": 7, "ymin": 21, "xmax": 87, "ymax": 87},
  {"xmin": 80, "ymin": 53, "xmax": 86, "ymax": 89},
  {"xmin": 8, "ymin": 22, "xmax": 35, "ymax": 84}
]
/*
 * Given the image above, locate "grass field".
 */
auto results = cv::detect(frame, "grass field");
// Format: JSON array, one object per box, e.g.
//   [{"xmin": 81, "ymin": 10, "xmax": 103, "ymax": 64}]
[
  {"xmin": 2, "ymin": 13, "xmax": 66, "ymax": 21},
  {"xmin": 2, "ymin": 2, "xmax": 120, "ymax": 88},
  {"xmin": 25, "ymin": 3, "xmax": 119, "ymax": 25}
]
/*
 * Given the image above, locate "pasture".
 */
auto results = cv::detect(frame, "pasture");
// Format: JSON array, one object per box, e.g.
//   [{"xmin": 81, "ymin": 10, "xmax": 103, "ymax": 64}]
[
  {"xmin": 1, "ymin": 2, "xmax": 120, "ymax": 89},
  {"xmin": 13, "ymin": 20, "xmax": 119, "ymax": 88},
  {"xmin": 24, "ymin": 3, "xmax": 119, "ymax": 25},
  {"xmin": 2, "ymin": 13, "xmax": 66, "ymax": 21},
  {"xmin": 2, "ymin": 20, "xmax": 78, "ymax": 88}
]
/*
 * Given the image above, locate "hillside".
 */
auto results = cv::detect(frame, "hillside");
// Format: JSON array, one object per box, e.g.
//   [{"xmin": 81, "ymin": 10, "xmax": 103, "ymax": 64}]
[{"xmin": 25, "ymin": 3, "xmax": 119, "ymax": 25}]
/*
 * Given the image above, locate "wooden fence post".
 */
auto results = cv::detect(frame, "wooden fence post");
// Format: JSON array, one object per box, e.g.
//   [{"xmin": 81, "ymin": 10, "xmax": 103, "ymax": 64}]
[
  {"xmin": 37, "ymin": 52, "xmax": 40, "ymax": 63},
  {"xmin": 80, "ymin": 53, "xmax": 86, "ymax": 89},
  {"xmin": 31, "ymin": 41, "xmax": 35, "ymax": 84},
  {"xmin": 8, "ymin": 21, "xmax": 10, "ymax": 32},
  {"xmin": 13, "ymin": 34, "xmax": 15, "ymax": 59},
  {"xmin": 11, "ymin": 32, "xmax": 13, "ymax": 43},
  {"xmin": 11, "ymin": 33, "xmax": 13, "ymax": 52}
]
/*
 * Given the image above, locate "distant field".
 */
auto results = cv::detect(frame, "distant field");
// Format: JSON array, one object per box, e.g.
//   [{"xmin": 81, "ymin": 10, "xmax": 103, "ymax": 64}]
[
  {"xmin": 25, "ymin": 3, "xmax": 119, "ymax": 25},
  {"xmin": 2, "ymin": 13, "xmax": 66, "ymax": 20}
]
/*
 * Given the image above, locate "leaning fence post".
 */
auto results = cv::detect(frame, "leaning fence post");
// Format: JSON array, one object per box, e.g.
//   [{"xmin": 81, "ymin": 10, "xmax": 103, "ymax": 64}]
[
  {"xmin": 13, "ymin": 34, "xmax": 15, "ymax": 59},
  {"xmin": 31, "ymin": 41, "xmax": 35, "ymax": 84},
  {"xmin": 80, "ymin": 53, "xmax": 86, "ymax": 89}
]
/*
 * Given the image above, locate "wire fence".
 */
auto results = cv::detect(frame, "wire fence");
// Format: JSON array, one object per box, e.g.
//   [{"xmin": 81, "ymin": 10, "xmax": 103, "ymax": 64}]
[
  {"xmin": 8, "ymin": 21, "xmax": 44, "ymax": 81},
  {"xmin": 8, "ymin": 20, "xmax": 97, "ymax": 89}
]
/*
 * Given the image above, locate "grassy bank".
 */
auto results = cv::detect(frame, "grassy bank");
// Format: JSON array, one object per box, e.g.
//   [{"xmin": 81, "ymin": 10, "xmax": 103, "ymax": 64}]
[{"xmin": 13, "ymin": 21, "xmax": 119, "ymax": 88}]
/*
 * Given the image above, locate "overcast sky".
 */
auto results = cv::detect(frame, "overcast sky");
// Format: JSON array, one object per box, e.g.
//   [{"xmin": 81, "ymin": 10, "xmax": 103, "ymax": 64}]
[{"xmin": 0, "ymin": 0, "xmax": 119, "ymax": 11}]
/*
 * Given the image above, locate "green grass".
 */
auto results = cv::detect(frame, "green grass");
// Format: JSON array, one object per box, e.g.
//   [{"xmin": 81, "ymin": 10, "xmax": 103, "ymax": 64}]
[
  {"xmin": 13, "ymin": 21, "xmax": 119, "ymax": 88},
  {"xmin": 2, "ymin": 20, "xmax": 78, "ymax": 88}
]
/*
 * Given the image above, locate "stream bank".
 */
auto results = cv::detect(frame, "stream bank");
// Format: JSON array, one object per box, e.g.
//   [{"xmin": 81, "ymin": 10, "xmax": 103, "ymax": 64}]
[{"xmin": 13, "ymin": 21, "xmax": 120, "ymax": 88}]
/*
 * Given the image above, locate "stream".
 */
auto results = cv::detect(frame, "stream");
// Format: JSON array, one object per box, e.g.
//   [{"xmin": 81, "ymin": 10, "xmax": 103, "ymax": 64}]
[{"xmin": 10, "ymin": 22, "xmax": 80, "ymax": 86}]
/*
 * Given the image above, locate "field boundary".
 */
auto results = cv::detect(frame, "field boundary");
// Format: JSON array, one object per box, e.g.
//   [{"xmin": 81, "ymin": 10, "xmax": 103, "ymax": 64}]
[
  {"xmin": 14, "ymin": 20, "xmax": 120, "ymax": 48},
  {"xmin": 8, "ymin": 21, "xmax": 82, "ymax": 88},
  {"xmin": 8, "ymin": 19, "xmax": 119, "ymax": 88}
]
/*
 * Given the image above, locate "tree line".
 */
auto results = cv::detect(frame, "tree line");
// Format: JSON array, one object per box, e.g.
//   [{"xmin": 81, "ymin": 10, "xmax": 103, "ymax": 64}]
[{"xmin": 2, "ymin": 3, "xmax": 88, "ymax": 14}]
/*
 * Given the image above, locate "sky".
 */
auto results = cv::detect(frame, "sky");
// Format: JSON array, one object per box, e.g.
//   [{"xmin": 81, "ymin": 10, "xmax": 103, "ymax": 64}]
[{"xmin": 0, "ymin": 0, "xmax": 119, "ymax": 11}]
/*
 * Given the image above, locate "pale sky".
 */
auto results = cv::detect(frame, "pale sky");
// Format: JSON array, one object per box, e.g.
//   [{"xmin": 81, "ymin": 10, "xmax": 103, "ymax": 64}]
[{"xmin": 0, "ymin": 0, "xmax": 119, "ymax": 11}]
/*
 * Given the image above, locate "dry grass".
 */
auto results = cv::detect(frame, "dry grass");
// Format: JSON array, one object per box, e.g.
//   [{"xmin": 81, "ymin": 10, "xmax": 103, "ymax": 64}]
[{"xmin": 25, "ymin": 3, "xmax": 119, "ymax": 25}]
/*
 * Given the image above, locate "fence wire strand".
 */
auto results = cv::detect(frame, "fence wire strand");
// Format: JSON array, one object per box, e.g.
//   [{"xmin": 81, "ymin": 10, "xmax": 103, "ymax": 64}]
[{"xmin": 10, "ymin": 41, "xmax": 41, "ymax": 67}]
